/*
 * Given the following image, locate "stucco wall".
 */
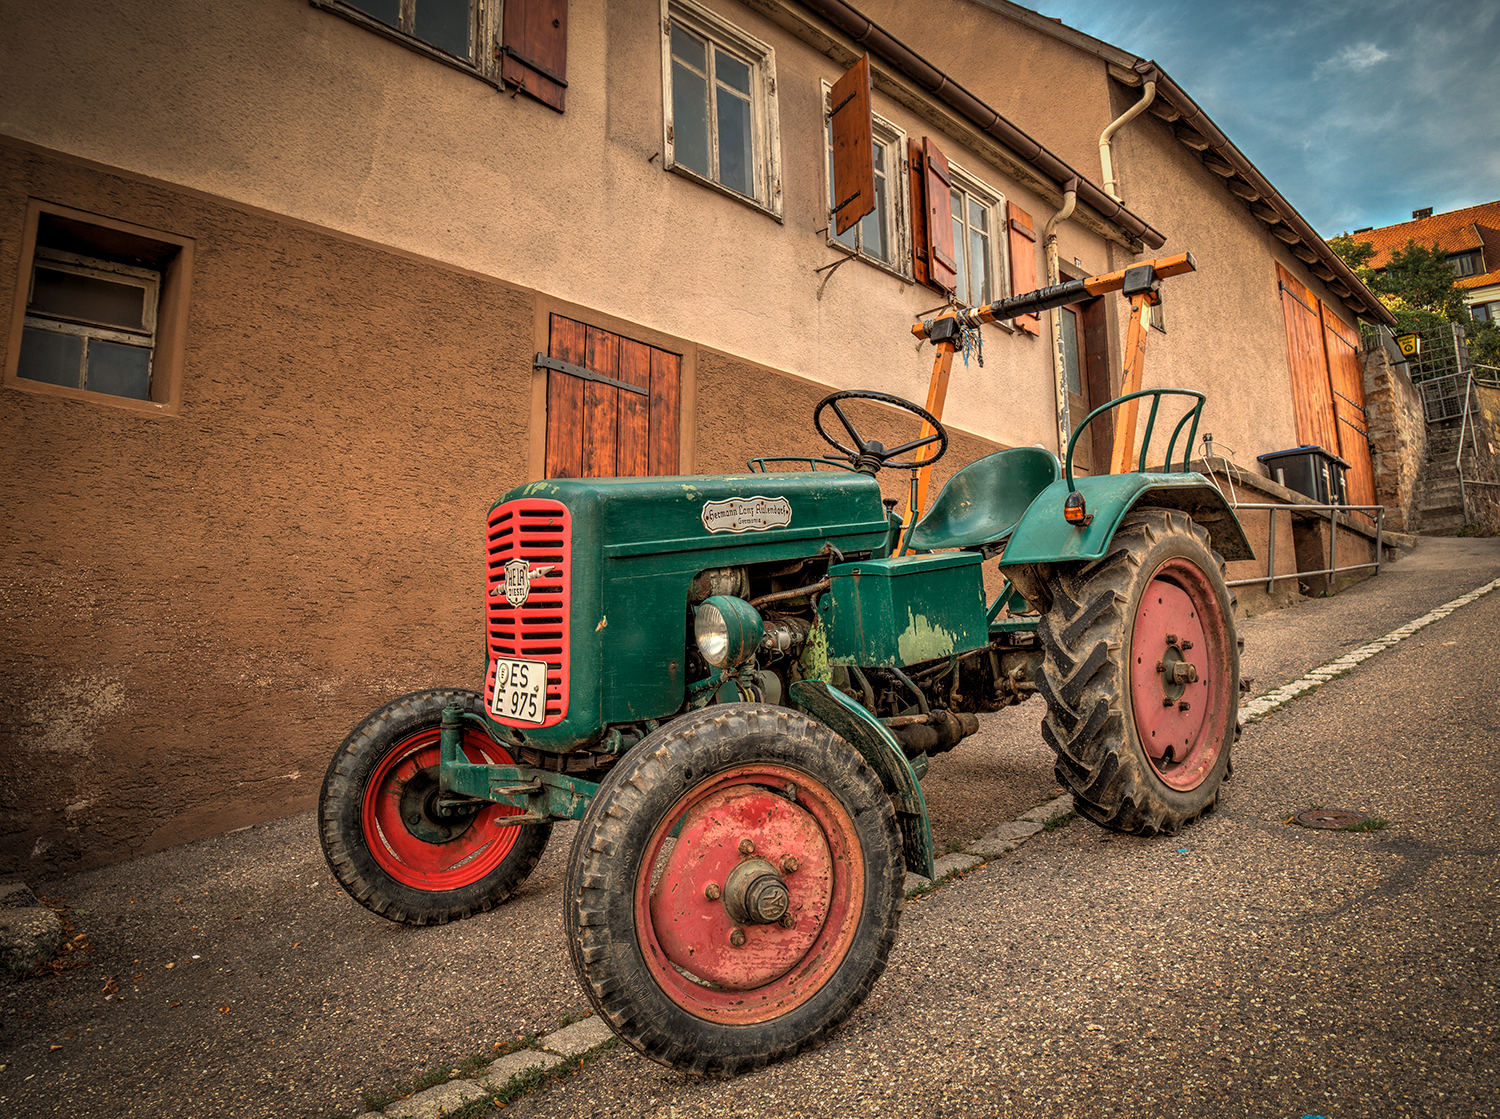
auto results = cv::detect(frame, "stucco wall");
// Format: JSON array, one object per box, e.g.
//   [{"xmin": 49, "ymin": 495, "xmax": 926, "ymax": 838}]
[
  {"xmin": 0, "ymin": 148, "xmax": 527, "ymax": 874},
  {"xmin": 0, "ymin": 0, "xmax": 1094, "ymax": 454}
]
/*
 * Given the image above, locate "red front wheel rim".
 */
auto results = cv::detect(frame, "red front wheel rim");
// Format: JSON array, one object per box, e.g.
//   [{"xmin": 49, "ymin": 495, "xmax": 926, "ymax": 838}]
[
  {"xmin": 361, "ymin": 727, "xmax": 523, "ymax": 890},
  {"xmin": 635, "ymin": 764, "xmax": 865, "ymax": 1025}
]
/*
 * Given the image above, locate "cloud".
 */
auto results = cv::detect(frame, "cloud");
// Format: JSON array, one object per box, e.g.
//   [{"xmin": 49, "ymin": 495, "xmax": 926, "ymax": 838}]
[{"xmin": 1318, "ymin": 41, "xmax": 1392, "ymax": 73}]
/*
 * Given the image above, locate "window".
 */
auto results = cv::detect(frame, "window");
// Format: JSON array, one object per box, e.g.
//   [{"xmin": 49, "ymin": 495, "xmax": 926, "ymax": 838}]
[
  {"xmin": 1448, "ymin": 251, "xmax": 1482, "ymax": 277},
  {"xmin": 20, "ymin": 250, "xmax": 158, "ymax": 399},
  {"xmin": 6, "ymin": 203, "xmax": 192, "ymax": 414},
  {"xmin": 1471, "ymin": 299, "xmax": 1500, "ymax": 323},
  {"xmin": 907, "ymin": 137, "xmax": 1009, "ymax": 310},
  {"xmin": 662, "ymin": 1, "xmax": 781, "ymax": 216},
  {"xmin": 825, "ymin": 103, "xmax": 906, "ymax": 271},
  {"xmin": 948, "ymin": 169, "xmax": 1000, "ymax": 307},
  {"xmin": 315, "ymin": 0, "xmax": 568, "ymax": 110}
]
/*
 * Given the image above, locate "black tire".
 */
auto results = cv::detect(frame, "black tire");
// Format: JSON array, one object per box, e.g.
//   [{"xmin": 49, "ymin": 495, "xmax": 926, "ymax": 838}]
[
  {"xmin": 564, "ymin": 703, "xmax": 903, "ymax": 1077},
  {"xmin": 1037, "ymin": 508, "xmax": 1240, "ymax": 836},
  {"xmin": 319, "ymin": 688, "xmax": 552, "ymax": 926}
]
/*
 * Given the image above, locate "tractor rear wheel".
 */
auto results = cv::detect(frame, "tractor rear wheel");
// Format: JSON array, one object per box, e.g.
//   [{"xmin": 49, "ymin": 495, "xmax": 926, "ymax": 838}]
[
  {"xmin": 319, "ymin": 688, "xmax": 551, "ymax": 925},
  {"xmin": 564, "ymin": 704, "xmax": 903, "ymax": 1077},
  {"xmin": 1037, "ymin": 508, "xmax": 1239, "ymax": 836}
]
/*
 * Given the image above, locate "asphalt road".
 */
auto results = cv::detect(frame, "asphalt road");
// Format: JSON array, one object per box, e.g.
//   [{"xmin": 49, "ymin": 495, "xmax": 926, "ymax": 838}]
[{"xmin": 3, "ymin": 536, "xmax": 1499, "ymax": 1119}]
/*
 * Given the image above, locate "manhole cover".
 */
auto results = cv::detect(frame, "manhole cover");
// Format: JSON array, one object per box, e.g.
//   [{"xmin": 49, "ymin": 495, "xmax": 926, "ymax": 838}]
[{"xmin": 1293, "ymin": 808, "xmax": 1367, "ymax": 830}]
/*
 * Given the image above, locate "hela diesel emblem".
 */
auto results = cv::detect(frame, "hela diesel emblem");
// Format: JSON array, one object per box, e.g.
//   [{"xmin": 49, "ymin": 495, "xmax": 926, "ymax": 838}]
[
  {"xmin": 494, "ymin": 560, "xmax": 556, "ymax": 606},
  {"xmin": 701, "ymin": 496, "xmax": 793, "ymax": 534}
]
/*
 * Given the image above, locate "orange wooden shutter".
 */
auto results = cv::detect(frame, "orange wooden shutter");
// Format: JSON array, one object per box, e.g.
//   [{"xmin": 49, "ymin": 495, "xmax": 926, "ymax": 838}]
[
  {"xmin": 920, "ymin": 138, "xmax": 956, "ymax": 295},
  {"xmin": 501, "ymin": 0, "xmax": 568, "ymax": 112},
  {"xmin": 1006, "ymin": 201, "xmax": 1040, "ymax": 334},
  {"xmin": 829, "ymin": 54, "xmax": 875, "ymax": 236},
  {"xmin": 545, "ymin": 315, "xmax": 680, "ymax": 479}
]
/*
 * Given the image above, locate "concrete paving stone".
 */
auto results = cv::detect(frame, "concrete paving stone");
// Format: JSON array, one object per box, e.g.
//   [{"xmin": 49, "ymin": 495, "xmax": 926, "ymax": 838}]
[
  {"xmin": 967, "ymin": 820, "xmax": 1041, "ymax": 856},
  {"xmin": 476, "ymin": 1048, "xmax": 563, "ymax": 1092},
  {"xmin": 536, "ymin": 1015, "xmax": 615, "ymax": 1058},
  {"xmin": 1016, "ymin": 793, "xmax": 1073, "ymax": 824},
  {"xmin": 382, "ymin": 1077, "xmax": 491, "ymax": 1119},
  {"xmin": 930, "ymin": 852, "xmax": 985, "ymax": 878}
]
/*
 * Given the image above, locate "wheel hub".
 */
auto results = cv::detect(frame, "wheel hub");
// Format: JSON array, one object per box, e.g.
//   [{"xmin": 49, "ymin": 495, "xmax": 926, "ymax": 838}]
[
  {"xmin": 723, "ymin": 858, "xmax": 790, "ymax": 925},
  {"xmin": 396, "ymin": 766, "xmax": 478, "ymax": 844}
]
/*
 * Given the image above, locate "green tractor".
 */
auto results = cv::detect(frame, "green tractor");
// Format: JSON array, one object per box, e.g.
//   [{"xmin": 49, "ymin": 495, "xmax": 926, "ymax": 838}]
[{"xmin": 319, "ymin": 255, "xmax": 1251, "ymax": 1075}]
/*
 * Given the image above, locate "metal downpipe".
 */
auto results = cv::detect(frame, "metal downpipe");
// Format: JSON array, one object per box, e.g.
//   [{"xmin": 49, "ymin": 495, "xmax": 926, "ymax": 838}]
[
  {"xmin": 1100, "ymin": 79, "xmax": 1157, "ymax": 203},
  {"xmin": 1045, "ymin": 179, "xmax": 1079, "ymax": 456}
]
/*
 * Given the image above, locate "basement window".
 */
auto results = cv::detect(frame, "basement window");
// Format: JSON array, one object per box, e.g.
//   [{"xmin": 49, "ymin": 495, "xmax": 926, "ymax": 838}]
[{"xmin": 6, "ymin": 204, "xmax": 193, "ymax": 414}]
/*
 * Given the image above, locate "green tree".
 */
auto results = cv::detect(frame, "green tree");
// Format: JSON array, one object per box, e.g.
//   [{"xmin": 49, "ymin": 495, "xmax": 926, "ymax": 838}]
[{"xmin": 1329, "ymin": 234, "xmax": 1500, "ymax": 369}]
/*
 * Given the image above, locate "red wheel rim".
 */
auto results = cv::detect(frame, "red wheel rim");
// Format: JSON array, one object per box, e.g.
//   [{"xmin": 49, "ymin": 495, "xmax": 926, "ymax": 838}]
[
  {"xmin": 635, "ymin": 765, "xmax": 865, "ymax": 1025},
  {"xmin": 361, "ymin": 727, "xmax": 523, "ymax": 889},
  {"xmin": 1128, "ymin": 557, "xmax": 1234, "ymax": 791}
]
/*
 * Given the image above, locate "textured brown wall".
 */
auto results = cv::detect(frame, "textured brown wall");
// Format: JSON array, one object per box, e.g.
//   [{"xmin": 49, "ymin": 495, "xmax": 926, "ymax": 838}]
[{"xmin": 1, "ymin": 145, "xmax": 537, "ymax": 875}]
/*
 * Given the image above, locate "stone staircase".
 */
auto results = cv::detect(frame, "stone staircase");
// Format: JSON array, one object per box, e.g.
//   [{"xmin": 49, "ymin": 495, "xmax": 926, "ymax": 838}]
[{"xmin": 1414, "ymin": 420, "xmax": 1468, "ymax": 535}]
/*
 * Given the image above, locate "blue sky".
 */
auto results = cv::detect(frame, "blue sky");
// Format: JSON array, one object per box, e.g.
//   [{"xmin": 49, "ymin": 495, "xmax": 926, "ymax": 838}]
[{"xmin": 1032, "ymin": 0, "xmax": 1500, "ymax": 236}]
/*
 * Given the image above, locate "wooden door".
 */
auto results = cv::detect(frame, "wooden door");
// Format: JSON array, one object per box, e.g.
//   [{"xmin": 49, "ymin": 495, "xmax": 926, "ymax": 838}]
[{"xmin": 544, "ymin": 315, "xmax": 681, "ymax": 479}]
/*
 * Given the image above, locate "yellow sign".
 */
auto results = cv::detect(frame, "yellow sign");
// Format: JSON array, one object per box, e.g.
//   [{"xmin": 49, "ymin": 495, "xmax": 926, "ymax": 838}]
[{"xmin": 1395, "ymin": 332, "xmax": 1421, "ymax": 357}]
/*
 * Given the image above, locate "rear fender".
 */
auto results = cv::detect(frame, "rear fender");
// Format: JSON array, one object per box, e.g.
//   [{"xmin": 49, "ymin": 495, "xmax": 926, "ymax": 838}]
[{"xmin": 998, "ymin": 473, "xmax": 1253, "ymax": 571}]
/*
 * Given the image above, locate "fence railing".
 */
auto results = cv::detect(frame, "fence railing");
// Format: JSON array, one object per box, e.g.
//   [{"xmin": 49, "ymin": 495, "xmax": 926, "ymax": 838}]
[
  {"xmin": 1225, "ymin": 502, "xmax": 1386, "ymax": 593},
  {"xmin": 1456, "ymin": 365, "xmax": 1500, "ymax": 523}
]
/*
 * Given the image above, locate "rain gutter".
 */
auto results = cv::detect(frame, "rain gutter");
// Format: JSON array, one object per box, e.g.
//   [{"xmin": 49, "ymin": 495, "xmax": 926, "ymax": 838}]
[{"xmin": 795, "ymin": 0, "xmax": 1166, "ymax": 250}]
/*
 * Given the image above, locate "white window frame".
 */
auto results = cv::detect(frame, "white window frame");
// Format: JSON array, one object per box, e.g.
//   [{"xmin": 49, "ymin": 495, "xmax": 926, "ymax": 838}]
[
  {"xmin": 946, "ymin": 161, "xmax": 1007, "ymax": 309},
  {"xmin": 661, "ymin": 0, "xmax": 782, "ymax": 219},
  {"xmin": 21, "ymin": 248, "xmax": 161, "ymax": 398},
  {"xmin": 821, "ymin": 83, "xmax": 910, "ymax": 279}
]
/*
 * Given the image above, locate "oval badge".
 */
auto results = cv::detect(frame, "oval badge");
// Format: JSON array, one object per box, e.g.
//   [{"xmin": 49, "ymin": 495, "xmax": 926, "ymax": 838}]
[{"xmin": 701, "ymin": 496, "xmax": 792, "ymax": 534}]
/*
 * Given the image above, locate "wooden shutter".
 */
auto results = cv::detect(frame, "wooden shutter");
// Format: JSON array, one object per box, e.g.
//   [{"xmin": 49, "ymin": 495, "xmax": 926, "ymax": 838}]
[
  {"xmin": 501, "ymin": 0, "xmax": 568, "ymax": 112},
  {"xmin": 908, "ymin": 139, "xmax": 930, "ymax": 286},
  {"xmin": 908, "ymin": 137, "xmax": 956, "ymax": 295},
  {"xmin": 545, "ymin": 315, "xmax": 680, "ymax": 479},
  {"xmin": 1006, "ymin": 201, "xmax": 1040, "ymax": 334},
  {"xmin": 829, "ymin": 54, "xmax": 874, "ymax": 236}
]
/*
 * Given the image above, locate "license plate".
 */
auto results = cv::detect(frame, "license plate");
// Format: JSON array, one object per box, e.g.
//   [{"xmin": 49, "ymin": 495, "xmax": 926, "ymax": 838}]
[{"xmin": 491, "ymin": 657, "xmax": 549, "ymax": 724}]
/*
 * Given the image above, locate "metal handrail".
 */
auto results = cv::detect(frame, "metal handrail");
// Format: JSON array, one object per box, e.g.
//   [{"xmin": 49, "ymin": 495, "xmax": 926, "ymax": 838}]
[
  {"xmin": 1225, "ymin": 501, "xmax": 1385, "ymax": 592},
  {"xmin": 1063, "ymin": 388, "xmax": 1205, "ymax": 488},
  {"xmin": 1455, "ymin": 364, "xmax": 1500, "ymax": 523}
]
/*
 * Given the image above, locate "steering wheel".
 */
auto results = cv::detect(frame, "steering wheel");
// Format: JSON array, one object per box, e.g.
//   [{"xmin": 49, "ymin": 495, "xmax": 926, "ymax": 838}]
[{"xmin": 813, "ymin": 390, "xmax": 949, "ymax": 474}]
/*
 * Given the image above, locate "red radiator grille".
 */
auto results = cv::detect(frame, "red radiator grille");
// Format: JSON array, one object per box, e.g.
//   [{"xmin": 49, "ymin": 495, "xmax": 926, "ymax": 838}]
[{"xmin": 485, "ymin": 498, "xmax": 571, "ymax": 728}]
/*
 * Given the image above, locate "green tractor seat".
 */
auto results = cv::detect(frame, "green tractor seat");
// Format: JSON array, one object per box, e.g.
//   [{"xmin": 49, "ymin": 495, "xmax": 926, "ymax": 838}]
[{"xmin": 905, "ymin": 446, "xmax": 1061, "ymax": 552}]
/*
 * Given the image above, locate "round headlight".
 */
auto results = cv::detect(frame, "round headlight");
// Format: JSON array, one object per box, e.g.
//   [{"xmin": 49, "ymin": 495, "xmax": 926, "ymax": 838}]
[{"xmin": 694, "ymin": 595, "xmax": 763, "ymax": 670}]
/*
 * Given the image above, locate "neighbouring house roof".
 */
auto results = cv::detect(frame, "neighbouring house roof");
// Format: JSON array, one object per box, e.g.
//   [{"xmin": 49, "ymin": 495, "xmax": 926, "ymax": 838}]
[{"xmin": 1350, "ymin": 199, "xmax": 1500, "ymax": 295}]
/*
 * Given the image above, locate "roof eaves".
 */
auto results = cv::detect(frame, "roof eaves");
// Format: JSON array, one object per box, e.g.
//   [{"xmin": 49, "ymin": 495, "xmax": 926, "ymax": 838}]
[{"xmin": 1111, "ymin": 62, "xmax": 1394, "ymax": 327}]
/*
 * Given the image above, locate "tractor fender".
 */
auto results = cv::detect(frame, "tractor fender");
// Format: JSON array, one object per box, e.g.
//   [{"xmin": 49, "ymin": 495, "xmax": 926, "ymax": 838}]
[
  {"xmin": 997, "ymin": 473, "xmax": 1254, "ymax": 570},
  {"xmin": 787, "ymin": 680, "xmax": 935, "ymax": 880}
]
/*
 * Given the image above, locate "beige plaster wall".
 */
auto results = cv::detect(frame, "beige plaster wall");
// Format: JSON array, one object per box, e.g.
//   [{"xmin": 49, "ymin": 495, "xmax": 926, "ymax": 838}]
[
  {"xmin": 860, "ymin": 0, "xmax": 1370, "ymax": 482},
  {"xmin": 0, "ymin": 0, "xmax": 1091, "ymax": 454}
]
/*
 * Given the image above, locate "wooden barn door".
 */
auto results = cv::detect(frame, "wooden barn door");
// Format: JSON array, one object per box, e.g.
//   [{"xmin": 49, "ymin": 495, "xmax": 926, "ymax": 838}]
[
  {"xmin": 1276, "ymin": 265, "xmax": 1375, "ymax": 520},
  {"xmin": 544, "ymin": 314, "xmax": 681, "ymax": 479}
]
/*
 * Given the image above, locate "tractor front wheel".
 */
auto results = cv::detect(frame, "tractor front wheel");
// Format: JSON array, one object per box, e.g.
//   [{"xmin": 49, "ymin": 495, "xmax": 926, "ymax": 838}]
[
  {"xmin": 1037, "ymin": 508, "xmax": 1239, "ymax": 836},
  {"xmin": 319, "ymin": 688, "xmax": 551, "ymax": 925},
  {"xmin": 564, "ymin": 704, "xmax": 903, "ymax": 1076}
]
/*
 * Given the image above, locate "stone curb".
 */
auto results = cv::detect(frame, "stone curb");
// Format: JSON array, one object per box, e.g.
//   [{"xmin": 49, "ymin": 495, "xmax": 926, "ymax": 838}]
[
  {"xmin": 903, "ymin": 792, "xmax": 1075, "ymax": 895},
  {"xmin": 0, "ymin": 878, "xmax": 64, "ymax": 985},
  {"xmin": 1237, "ymin": 575, "xmax": 1500, "ymax": 726},
  {"xmin": 357, "ymin": 1016, "xmax": 617, "ymax": 1119}
]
